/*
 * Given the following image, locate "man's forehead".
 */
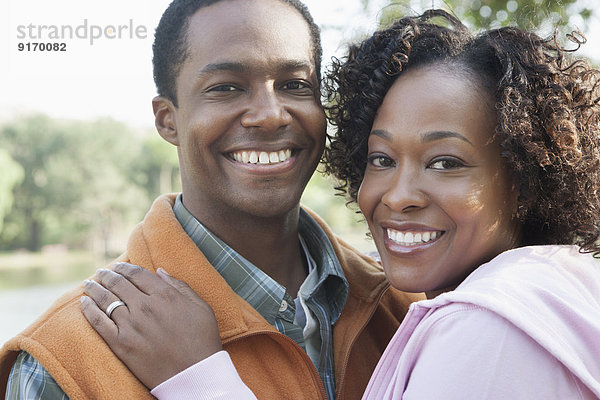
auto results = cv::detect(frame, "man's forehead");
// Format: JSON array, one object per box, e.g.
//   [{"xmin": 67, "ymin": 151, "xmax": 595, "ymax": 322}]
[
  {"xmin": 182, "ymin": 1, "xmax": 316, "ymax": 71},
  {"xmin": 187, "ymin": 0, "xmax": 306, "ymax": 31}
]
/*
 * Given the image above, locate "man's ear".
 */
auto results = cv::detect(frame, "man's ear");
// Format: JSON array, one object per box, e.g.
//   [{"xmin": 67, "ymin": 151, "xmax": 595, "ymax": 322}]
[{"xmin": 153, "ymin": 96, "xmax": 179, "ymax": 146}]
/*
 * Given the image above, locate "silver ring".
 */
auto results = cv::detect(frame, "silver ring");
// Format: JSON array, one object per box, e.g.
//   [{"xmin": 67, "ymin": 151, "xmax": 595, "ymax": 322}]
[{"xmin": 105, "ymin": 300, "xmax": 126, "ymax": 318}]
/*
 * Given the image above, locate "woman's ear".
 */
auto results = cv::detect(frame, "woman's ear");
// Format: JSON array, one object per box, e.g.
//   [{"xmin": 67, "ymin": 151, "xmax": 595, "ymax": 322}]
[{"xmin": 153, "ymin": 96, "xmax": 179, "ymax": 146}]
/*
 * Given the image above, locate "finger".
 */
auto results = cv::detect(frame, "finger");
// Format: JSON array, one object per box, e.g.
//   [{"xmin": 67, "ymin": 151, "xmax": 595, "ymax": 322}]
[
  {"xmin": 96, "ymin": 267, "xmax": 148, "ymax": 306},
  {"xmin": 157, "ymin": 268, "xmax": 196, "ymax": 298},
  {"xmin": 156, "ymin": 269, "xmax": 214, "ymax": 315},
  {"xmin": 83, "ymin": 279, "xmax": 129, "ymax": 320},
  {"xmin": 112, "ymin": 262, "xmax": 163, "ymax": 295},
  {"xmin": 80, "ymin": 295, "xmax": 118, "ymax": 343}
]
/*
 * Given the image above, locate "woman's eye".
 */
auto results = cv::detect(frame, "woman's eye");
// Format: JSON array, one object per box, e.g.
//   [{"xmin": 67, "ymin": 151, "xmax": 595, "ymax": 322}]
[
  {"xmin": 428, "ymin": 158, "xmax": 465, "ymax": 170},
  {"xmin": 368, "ymin": 155, "xmax": 395, "ymax": 168}
]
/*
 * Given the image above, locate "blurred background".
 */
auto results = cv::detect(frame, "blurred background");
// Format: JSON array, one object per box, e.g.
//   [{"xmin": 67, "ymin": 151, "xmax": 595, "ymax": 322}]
[{"xmin": 1, "ymin": 0, "xmax": 599, "ymax": 344}]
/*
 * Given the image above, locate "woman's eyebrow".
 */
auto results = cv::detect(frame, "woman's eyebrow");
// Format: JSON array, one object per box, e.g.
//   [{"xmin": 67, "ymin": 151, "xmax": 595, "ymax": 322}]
[
  {"xmin": 370, "ymin": 129, "xmax": 473, "ymax": 146},
  {"xmin": 421, "ymin": 130, "xmax": 473, "ymax": 146},
  {"xmin": 370, "ymin": 129, "xmax": 392, "ymax": 140}
]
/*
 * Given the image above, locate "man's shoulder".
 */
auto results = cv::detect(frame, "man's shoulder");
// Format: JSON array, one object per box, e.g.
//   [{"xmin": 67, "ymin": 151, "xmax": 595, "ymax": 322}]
[
  {"xmin": 0, "ymin": 277, "xmax": 151, "ymax": 399},
  {"xmin": 2, "ymin": 284, "xmax": 84, "ymax": 348},
  {"xmin": 0, "ymin": 283, "xmax": 86, "ymax": 397}
]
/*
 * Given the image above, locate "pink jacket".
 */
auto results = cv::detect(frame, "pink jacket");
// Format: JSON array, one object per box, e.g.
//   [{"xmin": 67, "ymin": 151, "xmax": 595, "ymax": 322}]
[{"xmin": 364, "ymin": 245, "xmax": 600, "ymax": 399}]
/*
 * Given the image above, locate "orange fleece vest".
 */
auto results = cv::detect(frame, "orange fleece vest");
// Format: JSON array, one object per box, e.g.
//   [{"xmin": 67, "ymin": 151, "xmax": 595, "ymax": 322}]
[{"xmin": 0, "ymin": 194, "xmax": 423, "ymax": 399}]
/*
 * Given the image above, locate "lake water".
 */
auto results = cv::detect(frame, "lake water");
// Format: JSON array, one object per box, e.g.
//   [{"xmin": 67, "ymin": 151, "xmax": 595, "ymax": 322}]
[{"xmin": 0, "ymin": 283, "xmax": 78, "ymax": 345}]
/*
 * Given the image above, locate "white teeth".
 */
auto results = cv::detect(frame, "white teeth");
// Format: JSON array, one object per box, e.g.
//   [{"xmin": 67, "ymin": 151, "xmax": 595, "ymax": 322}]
[
  {"xmin": 231, "ymin": 149, "xmax": 293, "ymax": 165},
  {"xmin": 387, "ymin": 229, "xmax": 441, "ymax": 246},
  {"xmin": 259, "ymin": 152, "xmax": 269, "ymax": 164}
]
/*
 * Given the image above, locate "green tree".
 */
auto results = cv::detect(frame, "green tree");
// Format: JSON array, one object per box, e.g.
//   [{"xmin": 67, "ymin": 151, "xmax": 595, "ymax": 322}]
[
  {"xmin": 54, "ymin": 118, "xmax": 150, "ymax": 256},
  {"xmin": 0, "ymin": 115, "xmax": 73, "ymax": 250},
  {"xmin": 0, "ymin": 115, "xmax": 152, "ymax": 253},
  {"xmin": 132, "ymin": 135, "xmax": 181, "ymax": 200},
  {"xmin": 369, "ymin": 0, "xmax": 593, "ymax": 37},
  {"xmin": 0, "ymin": 149, "xmax": 24, "ymax": 234}
]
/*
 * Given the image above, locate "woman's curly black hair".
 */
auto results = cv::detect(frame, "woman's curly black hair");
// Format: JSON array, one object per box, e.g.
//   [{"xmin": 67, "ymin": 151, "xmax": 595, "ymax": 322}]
[{"xmin": 323, "ymin": 9, "xmax": 600, "ymax": 255}]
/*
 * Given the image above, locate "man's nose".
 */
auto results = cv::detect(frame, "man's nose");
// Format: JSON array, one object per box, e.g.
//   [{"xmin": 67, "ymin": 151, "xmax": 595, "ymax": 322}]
[{"xmin": 240, "ymin": 87, "xmax": 293, "ymax": 131}]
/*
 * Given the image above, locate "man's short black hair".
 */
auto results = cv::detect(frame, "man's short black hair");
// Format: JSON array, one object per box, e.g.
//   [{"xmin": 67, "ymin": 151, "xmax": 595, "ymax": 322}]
[{"xmin": 153, "ymin": 0, "xmax": 322, "ymax": 107}]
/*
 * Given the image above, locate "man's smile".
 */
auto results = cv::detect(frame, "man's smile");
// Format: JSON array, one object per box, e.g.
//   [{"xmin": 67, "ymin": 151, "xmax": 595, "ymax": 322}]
[{"xmin": 229, "ymin": 149, "xmax": 293, "ymax": 165}]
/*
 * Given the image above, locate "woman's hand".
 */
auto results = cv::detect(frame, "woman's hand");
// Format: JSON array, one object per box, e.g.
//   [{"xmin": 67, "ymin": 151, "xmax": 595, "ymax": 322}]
[{"xmin": 80, "ymin": 262, "xmax": 222, "ymax": 389}]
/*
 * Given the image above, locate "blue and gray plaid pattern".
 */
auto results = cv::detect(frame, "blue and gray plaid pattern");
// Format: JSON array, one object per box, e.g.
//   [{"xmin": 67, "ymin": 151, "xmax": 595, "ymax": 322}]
[
  {"xmin": 6, "ymin": 352, "xmax": 69, "ymax": 400},
  {"xmin": 174, "ymin": 195, "xmax": 349, "ymax": 399}
]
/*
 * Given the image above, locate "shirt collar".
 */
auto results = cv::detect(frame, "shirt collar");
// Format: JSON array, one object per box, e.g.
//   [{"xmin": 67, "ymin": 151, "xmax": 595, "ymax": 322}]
[
  {"xmin": 297, "ymin": 207, "xmax": 349, "ymax": 324},
  {"xmin": 173, "ymin": 194, "xmax": 348, "ymax": 325}
]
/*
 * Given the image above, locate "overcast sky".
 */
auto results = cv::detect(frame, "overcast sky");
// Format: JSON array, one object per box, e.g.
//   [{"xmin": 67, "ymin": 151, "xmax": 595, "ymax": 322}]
[{"xmin": 2, "ymin": 0, "xmax": 598, "ymax": 129}]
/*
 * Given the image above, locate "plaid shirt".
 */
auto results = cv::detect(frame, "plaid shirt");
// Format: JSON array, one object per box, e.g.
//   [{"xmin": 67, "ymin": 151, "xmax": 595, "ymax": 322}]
[
  {"xmin": 7, "ymin": 194, "xmax": 349, "ymax": 400},
  {"xmin": 5, "ymin": 352, "xmax": 68, "ymax": 400},
  {"xmin": 174, "ymin": 195, "xmax": 348, "ymax": 399}
]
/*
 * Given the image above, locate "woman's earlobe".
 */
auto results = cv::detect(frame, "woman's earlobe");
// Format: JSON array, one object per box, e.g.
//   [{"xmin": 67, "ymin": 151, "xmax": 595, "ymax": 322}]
[{"xmin": 153, "ymin": 96, "xmax": 179, "ymax": 146}]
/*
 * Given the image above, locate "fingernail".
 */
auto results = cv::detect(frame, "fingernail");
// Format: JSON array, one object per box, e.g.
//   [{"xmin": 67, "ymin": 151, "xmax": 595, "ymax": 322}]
[
  {"xmin": 157, "ymin": 268, "xmax": 171, "ymax": 276},
  {"xmin": 80, "ymin": 296, "xmax": 88, "ymax": 304}
]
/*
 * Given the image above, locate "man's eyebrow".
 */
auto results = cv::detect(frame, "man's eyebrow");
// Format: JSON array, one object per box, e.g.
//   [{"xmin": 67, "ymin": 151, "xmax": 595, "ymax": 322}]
[
  {"xmin": 421, "ymin": 130, "xmax": 473, "ymax": 146},
  {"xmin": 198, "ymin": 60, "xmax": 314, "ymax": 77},
  {"xmin": 199, "ymin": 62, "xmax": 246, "ymax": 76},
  {"xmin": 277, "ymin": 60, "xmax": 314, "ymax": 72}
]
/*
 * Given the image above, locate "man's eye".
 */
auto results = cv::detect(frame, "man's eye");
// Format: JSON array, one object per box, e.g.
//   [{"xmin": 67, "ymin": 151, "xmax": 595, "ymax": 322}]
[
  {"xmin": 368, "ymin": 155, "xmax": 394, "ymax": 168},
  {"xmin": 208, "ymin": 85, "xmax": 239, "ymax": 92},
  {"xmin": 283, "ymin": 81, "xmax": 312, "ymax": 91},
  {"xmin": 428, "ymin": 157, "xmax": 465, "ymax": 170}
]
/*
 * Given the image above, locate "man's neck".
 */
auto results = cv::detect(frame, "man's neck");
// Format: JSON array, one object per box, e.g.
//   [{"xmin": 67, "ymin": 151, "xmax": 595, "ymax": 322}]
[{"xmin": 182, "ymin": 196, "xmax": 308, "ymax": 296}]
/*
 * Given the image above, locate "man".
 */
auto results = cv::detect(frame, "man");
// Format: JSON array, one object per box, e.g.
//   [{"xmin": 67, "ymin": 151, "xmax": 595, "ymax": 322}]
[{"xmin": 0, "ymin": 0, "xmax": 421, "ymax": 398}]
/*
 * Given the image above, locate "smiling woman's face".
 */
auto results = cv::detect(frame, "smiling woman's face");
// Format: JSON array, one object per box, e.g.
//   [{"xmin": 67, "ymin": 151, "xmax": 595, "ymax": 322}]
[{"xmin": 358, "ymin": 65, "xmax": 522, "ymax": 298}]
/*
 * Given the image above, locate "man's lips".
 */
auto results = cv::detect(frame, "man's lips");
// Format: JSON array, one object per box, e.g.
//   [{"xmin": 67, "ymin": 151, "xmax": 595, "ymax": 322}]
[{"xmin": 229, "ymin": 149, "xmax": 293, "ymax": 165}]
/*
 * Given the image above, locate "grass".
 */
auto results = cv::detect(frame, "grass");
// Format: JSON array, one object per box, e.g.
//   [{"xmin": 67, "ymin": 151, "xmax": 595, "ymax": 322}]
[{"xmin": 0, "ymin": 250, "xmax": 111, "ymax": 290}]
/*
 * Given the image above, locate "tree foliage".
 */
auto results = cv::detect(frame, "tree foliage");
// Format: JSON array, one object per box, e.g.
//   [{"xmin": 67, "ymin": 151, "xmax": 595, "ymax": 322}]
[
  {"xmin": 372, "ymin": 0, "xmax": 593, "ymax": 38},
  {"xmin": 0, "ymin": 114, "xmax": 179, "ymax": 255},
  {"xmin": 0, "ymin": 149, "xmax": 23, "ymax": 234}
]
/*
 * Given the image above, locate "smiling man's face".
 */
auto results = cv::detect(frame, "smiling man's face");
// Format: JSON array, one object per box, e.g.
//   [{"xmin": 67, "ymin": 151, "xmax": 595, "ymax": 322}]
[{"xmin": 155, "ymin": 0, "xmax": 326, "ymax": 223}]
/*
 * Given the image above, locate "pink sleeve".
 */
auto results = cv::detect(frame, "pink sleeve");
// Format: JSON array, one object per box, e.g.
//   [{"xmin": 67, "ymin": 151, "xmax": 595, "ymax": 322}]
[
  {"xmin": 402, "ymin": 305, "xmax": 590, "ymax": 400},
  {"xmin": 150, "ymin": 350, "xmax": 257, "ymax": 400}
]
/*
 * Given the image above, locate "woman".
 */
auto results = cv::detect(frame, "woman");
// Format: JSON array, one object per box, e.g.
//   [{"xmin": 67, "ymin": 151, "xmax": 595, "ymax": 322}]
[
  {"xmin": 82, "ymin": 10, "xmax": 600, "ymax": 399},
  {"xmin": 323, "ymin": 9, "xmax": 600, "ymax": 399}
]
